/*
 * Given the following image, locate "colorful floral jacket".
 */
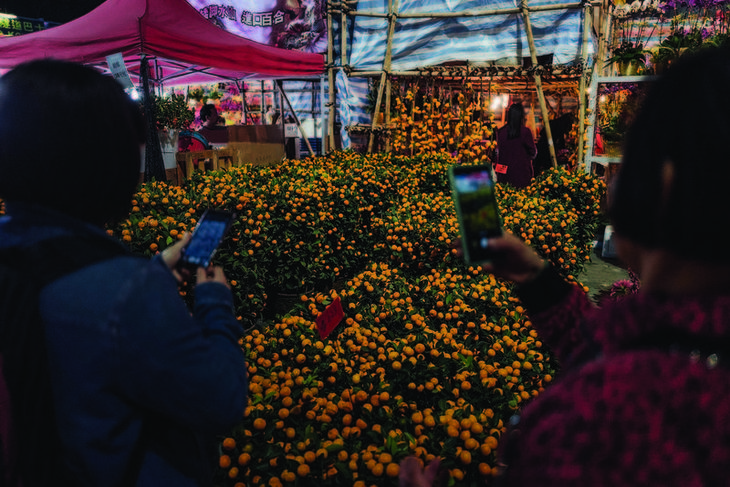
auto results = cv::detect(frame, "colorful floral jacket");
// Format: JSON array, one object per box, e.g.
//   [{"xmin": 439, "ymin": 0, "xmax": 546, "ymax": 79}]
[
  {"xmin": 497, "ymin": 265, "xmax": 730, "ymax": 486},
  {"xmin": 0, "ymin": 203, "xmax": 248, "ymax": 486}
]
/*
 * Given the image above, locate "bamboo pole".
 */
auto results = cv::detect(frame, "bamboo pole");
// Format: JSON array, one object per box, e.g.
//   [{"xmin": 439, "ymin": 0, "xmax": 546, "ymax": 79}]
[
  {"xmin": 327, "ymin": 4, "xmax": 337, "ymax": 152},
  {"xmin": 385, "ymin": 77, "xmax": 392, "ymax": 152},
  {"xmin": 367, "ymin": 72, "xmax": 387, "ymax": 153},
  {"xmin": 596, "ymin": 0, "xmax": 612, "ymax": 76},
  {"xmin": 368, "ymin": 0, "xmax": 399, "ymax": 153},
  {"xmin": 341, "ymin": 8, "xmax": 348, "ymax": 67},
  {"xmin": 520, "ymin": 0, "xmax": 558, "ymax": 168},
  {"xmin": 277, "ymin": 80, "xmax": 315, "ymax": 156},
  {"xmin": 335, "ymin": 2, "xmax": 582, "ymax": 18},
  {"xmin": 576, "ymin": 1, "xmax": 594, "ymax": 168},
  {"xmin": 349, "ymin": 67, "xmax": 582, "ymax": 77}
]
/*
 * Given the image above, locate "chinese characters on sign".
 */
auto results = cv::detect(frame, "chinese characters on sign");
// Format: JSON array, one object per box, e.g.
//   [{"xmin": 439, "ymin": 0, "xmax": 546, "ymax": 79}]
[
  {"xmin": 240, "ymin": 9, "xmax": 286, "ymax": 27},
  {"xmin": 106, "ymin": 53, "xmax": 134, "ymax": 89},
  {"xmin": 199, "ymin": 5, "xmax": 237, "ymax": 20},
  {"xmin": 0, "ymin": 16, "xmax": 55, "ymax": 37}
]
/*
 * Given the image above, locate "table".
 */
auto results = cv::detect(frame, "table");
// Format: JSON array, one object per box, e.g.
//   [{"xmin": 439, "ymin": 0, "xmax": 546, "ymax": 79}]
[{"xmin": 175, "ymin": 148, "xmax": 238, "ymax": 179}]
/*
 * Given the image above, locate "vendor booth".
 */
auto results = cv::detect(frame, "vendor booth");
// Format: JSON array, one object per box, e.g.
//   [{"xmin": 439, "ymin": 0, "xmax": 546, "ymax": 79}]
[{"xmin": 0, "ymin": 0, "xmax": 325, "ymax": 182}]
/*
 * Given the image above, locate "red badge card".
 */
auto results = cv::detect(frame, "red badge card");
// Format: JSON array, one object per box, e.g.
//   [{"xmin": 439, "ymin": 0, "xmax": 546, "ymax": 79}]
[{"xmin": 316, "ymin": 297, "xmax": 345, "ymax": 339}]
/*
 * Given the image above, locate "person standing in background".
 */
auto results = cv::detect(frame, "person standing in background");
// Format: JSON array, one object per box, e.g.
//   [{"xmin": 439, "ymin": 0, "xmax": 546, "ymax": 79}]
[
  {"xmin": 533, "ymin": 112, "xmax": 575, "ymax": 177},
  {"xmin": 493, "ymin": 103, "xmax": 538, "ymax": 189},
  {"xmin": 198, "ymin": 103, "xmax": 228, "ymax": 145}
]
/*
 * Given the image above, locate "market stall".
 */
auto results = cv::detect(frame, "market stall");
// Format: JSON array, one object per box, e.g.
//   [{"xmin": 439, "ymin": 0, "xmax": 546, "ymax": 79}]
[
  {"xmin": 326, "ymin": 0, "xmax": 599, "ymax": 167},
  {"xmin": 0, "ymin": 0, "xmax": 325, "ymax": 181}
]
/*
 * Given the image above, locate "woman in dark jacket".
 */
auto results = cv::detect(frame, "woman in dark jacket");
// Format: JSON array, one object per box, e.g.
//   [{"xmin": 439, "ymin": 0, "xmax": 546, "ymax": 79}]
[
  {"xmin": 0, "ymin": 60, "xmax": 248, "ymax": 486},
  {"xmin": 494, "ymin": 103, "xmax": 538, "ymax": 188}
]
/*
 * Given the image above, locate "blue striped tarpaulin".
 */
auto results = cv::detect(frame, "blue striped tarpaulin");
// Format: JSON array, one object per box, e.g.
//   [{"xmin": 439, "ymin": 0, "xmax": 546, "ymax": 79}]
[
  {"xmin": 335, "ymin": 73, "xmax": 372, "ymax": 148},
  {"xmin": 342, "ymin": 0, "xmax": 586, "ymax": 71}
]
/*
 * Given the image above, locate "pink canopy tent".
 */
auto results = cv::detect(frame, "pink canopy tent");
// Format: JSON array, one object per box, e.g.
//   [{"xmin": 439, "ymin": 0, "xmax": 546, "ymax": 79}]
[
  {"xmin": 0, "ymin": 0, "xmax": 325, "ymax": 85},
  {"xmin": 0, "ymin": 0, "xmax": 325, "ymax": 182}
]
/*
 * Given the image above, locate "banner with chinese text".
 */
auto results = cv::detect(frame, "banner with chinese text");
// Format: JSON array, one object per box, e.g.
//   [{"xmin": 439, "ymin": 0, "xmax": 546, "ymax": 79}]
[
  {"xmin": 185, "ymin": 0, "xmax": 326, "ymax": 53},
  {"xmin": 0, "ymin": 16, "xmax": 56, "ymax": 37}
]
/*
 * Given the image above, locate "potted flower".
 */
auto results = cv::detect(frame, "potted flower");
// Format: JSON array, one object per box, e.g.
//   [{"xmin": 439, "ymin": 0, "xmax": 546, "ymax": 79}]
[
  {"xmin": 152, "ymin": 94, "xmax": 195, "ymax": 132},
  {"xmin": 607, "ymin": 41, "xmax": 647, "ymax": 75},
  {"xmin": 650, "ymin": 28, "xmax": 704, "ymax": 73},
  {"xmin": 150, "ymin": 94, "xmax": 195, "ymax": 173}
]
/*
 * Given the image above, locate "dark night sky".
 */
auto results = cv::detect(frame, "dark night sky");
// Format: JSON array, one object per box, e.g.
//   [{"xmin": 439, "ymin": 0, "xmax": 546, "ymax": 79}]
[{"xmin": 0, "ymin": 0, "xmax": 106, "ymax": 24}]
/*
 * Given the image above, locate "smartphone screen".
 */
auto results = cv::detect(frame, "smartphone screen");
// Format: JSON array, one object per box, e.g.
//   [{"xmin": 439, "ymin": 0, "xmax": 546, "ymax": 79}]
[
  {"xmin": 449, "ymin": 165, "xmax": 502, "ymax": 265},
  {"xmin": 181, "ymin": 209, "xmax": 234, "ymax": 268}
]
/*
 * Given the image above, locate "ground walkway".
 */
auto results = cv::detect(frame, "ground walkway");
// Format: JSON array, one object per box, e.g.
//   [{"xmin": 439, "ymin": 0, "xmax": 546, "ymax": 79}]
[{"xmin": 578, "ymin": 242, "xmax": 631, "ymax": 302}]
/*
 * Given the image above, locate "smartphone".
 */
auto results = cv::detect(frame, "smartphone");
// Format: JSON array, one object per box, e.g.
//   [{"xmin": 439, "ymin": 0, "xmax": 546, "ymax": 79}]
[
  {"xmin": 448, "ymin": 164, "xmax": 503, "ymax": 265},
  {"xmin": 180, "ymin": 209, "xmax": 235, "ymax": 268}
]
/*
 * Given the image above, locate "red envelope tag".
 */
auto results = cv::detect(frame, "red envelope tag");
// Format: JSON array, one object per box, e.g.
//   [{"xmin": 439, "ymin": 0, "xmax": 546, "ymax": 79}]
[
  {"xmin": 494, "ymin": 164, "xmax": 508, "ymax": 174},
  {"xmin": 316, "ymin": 297, "xmax": 344, "ymax": 339}
]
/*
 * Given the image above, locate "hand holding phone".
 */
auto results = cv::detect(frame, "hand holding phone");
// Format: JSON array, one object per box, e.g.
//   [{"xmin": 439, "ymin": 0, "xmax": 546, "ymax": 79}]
[
  {"xmin": 448, "ymin": 164, "xmax": 503, "ymax": 265},
  {"xmin": 180, "ymin": 209, "xmax": 235, "ymax": 269}
]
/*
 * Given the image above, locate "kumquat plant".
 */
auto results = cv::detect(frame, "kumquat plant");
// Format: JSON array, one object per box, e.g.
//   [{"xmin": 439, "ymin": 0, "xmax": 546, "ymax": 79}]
[
  {"xmin": 389, "ymin": 83, "xmax": 497, "ymax": 165},
  {"xmin": 0, "ymin": 151, "xmax": 605, "ymax": 487}
]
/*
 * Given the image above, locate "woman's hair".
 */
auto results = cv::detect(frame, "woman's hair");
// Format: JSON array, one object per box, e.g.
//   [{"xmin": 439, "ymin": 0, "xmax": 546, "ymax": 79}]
[
  {"xmin": 505, "ymin": 103, "xmax": 525, "ymax": 139},
  {"xmin": 0, "ymin": 59, "xmax": 145, "ymax": 226},
  {"xmin": 200, "ymin": 103, "xmax": 216, "ymax": 122},
  {"xmin": 609, "ymin": 46, "xmax": 730, "ymax": 261}
]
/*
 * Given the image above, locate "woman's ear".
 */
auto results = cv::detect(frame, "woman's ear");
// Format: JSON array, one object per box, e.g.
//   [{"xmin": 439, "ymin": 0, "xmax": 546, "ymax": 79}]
[
  {"xmin": 614, "ymin": 232, "xmax": 643, "ymax": 276},
  {"xmin": 660, "ymin": 160, "xmax": 675, "ymax": 208}
]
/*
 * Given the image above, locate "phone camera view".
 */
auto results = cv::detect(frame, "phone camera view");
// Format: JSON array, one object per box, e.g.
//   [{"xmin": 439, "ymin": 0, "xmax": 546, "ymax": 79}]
[
  {"xmin": 453, "ymin": 168, "xmax": 501, "ymax": 263},
  {"xmin": 183, "ymin": 219, "xmax": 229, "ymax": 267}
]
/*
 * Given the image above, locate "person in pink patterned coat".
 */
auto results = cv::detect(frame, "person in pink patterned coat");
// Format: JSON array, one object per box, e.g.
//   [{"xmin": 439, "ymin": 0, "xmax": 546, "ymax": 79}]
[{"xmin": 473, "ymin": 46, "xmax": 730, "ymax": 487}]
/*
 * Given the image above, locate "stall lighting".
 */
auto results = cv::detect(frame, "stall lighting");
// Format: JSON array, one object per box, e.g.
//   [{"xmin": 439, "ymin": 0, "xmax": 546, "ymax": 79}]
[
  {"xmin": 0, "ymin": 13, "xmax": 18, "ymax": 19},
  {"xmin": 490, "ymin": 94, "xmax": 509, "ymax": 111}
]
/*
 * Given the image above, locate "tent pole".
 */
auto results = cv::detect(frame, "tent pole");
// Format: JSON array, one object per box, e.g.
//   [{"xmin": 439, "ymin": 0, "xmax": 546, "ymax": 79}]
[
  {"xmin": 235, "ymin": 81, "xmax": 244, "ymax": 125},
  {"xmin": 577, "ymin": 1, "xmax": 594, "ymax": 168},
  {"xmin": 368, "ymin": 0, "xmax": 399, "ymax": 153},
  {"xmin": 278, "ymin": 83, "xmax": 286, "ymax": 144},
  {"xmin": 140, "ymin": 56, "xmax": 166, "ymax": 182},
  {"xmin": 520, "ymin": 0, "xmax": 557, "ymax": 168},
  {"xmin": 261, "ymin": 80, "xmax": 265, "ymax": 124},
  {"xmin": 327, "ymin": 2, "xmax": 337, "ymax": 152},
  {"xmin": 320, "ymin": 74, "xmax": 327, "ymax": 155},
  {"xmin": 278, "ymin": 80, "xmax": 315, "ymax": 156},
  {"xmin": 240, "ymin": 81, "xmax": 251, "ymax": 124}
]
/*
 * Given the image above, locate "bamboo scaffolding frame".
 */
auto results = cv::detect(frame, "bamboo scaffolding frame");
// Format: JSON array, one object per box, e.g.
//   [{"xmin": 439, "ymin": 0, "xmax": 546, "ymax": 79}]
[
  {"xmin": 367, "ymin": 0, "xmax": 399, "ymax": 152},
  {"xmin": 327, "ymin": 0, "xmax": 601, "ymax": 160},
  {"xmin": 328, "ymin": 1, "xmax": 583, "ymax": 18},
  {"xmin": 596, "ymin": 0, "xmax": 613, "ymax": 76},
  {"xmin": 348, "ymin": 66, "xmax": 583, "ymax": 78},
  {"xmin": 520, "ymin": 0, "xmax": 558, "ymax": 168},
  {"xmin": 385, "ymin": 76, "xmax": 392, "ymax": 152},
  {"xmin": 577, "ymin": 1, "xmax": 597, "ymax": 167},
  {"xmin": 341, "ymin": 9, "xmax": 348, "ymax": 67}
]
